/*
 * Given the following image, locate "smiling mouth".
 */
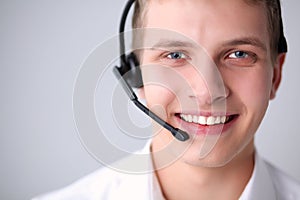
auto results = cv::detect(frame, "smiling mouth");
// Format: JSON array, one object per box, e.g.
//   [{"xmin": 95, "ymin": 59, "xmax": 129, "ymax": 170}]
[{"xmin": 177, "ymin": 114, "xmax": 237, "ymax": 126}]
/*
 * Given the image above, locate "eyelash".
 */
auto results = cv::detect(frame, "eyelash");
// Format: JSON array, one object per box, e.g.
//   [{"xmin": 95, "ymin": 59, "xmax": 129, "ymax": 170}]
[
  {"xmin": 224, "ymin": 50, "xmax": 257, "ymax": 66},
  {"xmin": 228, "ymin": 51, "xmax": 249, "ymax": 59},
  {"xmin": 160, "ymin": 51, "xmax": 190, "ymax": 66},
  {"xmin": 166, "ymin": 52, "xmax": 188, "ymax": 60}
]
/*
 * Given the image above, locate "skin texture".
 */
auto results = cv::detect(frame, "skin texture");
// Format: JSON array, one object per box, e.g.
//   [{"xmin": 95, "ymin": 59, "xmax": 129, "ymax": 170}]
[{"xmin": 138, "ymin": 0, "xmax": 286, "ymax": 199}]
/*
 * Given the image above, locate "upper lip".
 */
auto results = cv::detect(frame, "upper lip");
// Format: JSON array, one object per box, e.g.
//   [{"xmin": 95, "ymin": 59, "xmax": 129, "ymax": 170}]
[{"xmin": 175, "ymin": 111, "xmax": 235, "ymax": 117}]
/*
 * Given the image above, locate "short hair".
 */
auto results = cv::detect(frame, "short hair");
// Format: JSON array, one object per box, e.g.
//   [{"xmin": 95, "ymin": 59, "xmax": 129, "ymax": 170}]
[{"xmin": 132, "ymin": 0, "xmax": 283, "ymax": 59}]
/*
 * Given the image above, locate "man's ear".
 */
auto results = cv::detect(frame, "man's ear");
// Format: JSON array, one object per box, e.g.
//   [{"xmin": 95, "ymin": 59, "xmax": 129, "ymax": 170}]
[{"xmin": 270, "ymin": 53, "xmax": 286, "ymax": 100}]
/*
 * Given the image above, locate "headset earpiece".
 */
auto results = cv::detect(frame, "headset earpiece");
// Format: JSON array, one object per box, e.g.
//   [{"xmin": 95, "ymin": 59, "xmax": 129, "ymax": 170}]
[
  {"xmin": 120, "ymin": 52, "xmax": 143, "ymax": 88},
  {"xmin": 124, "ymin": 52, "xmax": 143, "ymax": 88}
]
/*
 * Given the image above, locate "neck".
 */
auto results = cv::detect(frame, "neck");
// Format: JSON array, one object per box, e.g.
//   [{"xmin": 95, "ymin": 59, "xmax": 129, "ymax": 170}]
[{"xmin": 151, "ymin": 139, "xmax": 255, "ymax": 200}]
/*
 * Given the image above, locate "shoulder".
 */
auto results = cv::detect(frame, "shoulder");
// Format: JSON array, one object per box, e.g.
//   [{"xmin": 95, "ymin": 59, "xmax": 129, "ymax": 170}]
[
  {"xmin": 33, "ymin": 166, "xmax": 151, "ymax": 200},
  {"xmin": 263, "ymin": 158, "xmax": 300, "ymax": 199},
  {"xmin": 32, "ymin": 152, "xmax": 153, "ymax": 200},
  {"xmin": 32, "ymin": 167, "xmax": 123, "ymax": 200}
]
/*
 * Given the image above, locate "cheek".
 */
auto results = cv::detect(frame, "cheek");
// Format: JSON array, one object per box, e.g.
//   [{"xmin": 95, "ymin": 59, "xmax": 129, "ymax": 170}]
[
  {"xmin": 144, "ymin": 85, "xmax": 175, "ymax": 115},
  {"xmin": 141, "ymin": 65, "xmax": 187, "ymax": 114},
  {"xmin": 227, "ymin": 68, "xmax": 273, "ymax": 109},
  {"xmin": 251, "ymin": 71, "xmax": 273, "ymax": 105}
]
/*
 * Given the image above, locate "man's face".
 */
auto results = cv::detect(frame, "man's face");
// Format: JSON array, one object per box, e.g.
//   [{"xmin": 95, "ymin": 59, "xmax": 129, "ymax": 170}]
[{"xmin": 139, "ymin": 0, "xmax": 281, "ymax": 167}]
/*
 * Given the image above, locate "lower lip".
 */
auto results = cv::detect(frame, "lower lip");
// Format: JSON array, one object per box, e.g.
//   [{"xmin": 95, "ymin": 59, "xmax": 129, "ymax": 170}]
[{"xmin": 175, "ymin": 116, "xmax": 238, "ymax": 136}]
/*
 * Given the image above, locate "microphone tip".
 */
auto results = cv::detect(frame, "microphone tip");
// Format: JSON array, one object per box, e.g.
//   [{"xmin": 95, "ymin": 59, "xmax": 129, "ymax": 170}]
[{"xmin": 174, "ymin": 129, "xmax": 190, "ymax": 141}]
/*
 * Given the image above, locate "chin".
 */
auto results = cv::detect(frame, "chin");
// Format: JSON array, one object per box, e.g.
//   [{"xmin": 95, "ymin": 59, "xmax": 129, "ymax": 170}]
[
  {"xmin": 181, "ymin": 153, "xmax": 236, "ymax": 168},
  {"xmin": 182, "ymin": 141, "xmax": 254, "ymax": 170}
]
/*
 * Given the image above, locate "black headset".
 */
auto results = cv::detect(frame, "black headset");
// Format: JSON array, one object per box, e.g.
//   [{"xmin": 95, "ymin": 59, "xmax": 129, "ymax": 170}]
[{"xmin": 113, "ymin": 0, "xmax": 288, "ymax": 142}]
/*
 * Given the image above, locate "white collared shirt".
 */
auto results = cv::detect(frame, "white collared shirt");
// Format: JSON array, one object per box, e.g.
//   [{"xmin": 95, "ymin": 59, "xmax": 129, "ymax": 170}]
[{"xmin": 33, "ymin": 141, "xmax": 300, "ymax": 200}]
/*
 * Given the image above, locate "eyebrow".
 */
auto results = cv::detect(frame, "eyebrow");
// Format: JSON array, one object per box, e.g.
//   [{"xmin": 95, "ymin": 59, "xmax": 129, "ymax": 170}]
[
  {"xmin": 221, "ymin": 37, "xmax": 267, "ymax": 51},
  {"xmin": 150, "ymin": 39, "xmax": 196, "ymax": 49},
  {"xmin": 149, "ymin": 37, "xmax": 267, "ymax": 52}
]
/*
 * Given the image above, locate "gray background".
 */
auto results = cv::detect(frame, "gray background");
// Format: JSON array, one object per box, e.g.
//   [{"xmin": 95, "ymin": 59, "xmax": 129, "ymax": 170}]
[{"xmin": 1, "ymin": 0, "xmax": 299, "ymax": 199}]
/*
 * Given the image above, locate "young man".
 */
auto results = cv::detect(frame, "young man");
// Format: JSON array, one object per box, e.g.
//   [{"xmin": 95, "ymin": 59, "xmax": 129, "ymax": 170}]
[{"xmin": 34, "ymin": 0, "xmax": 300, "ymax": 199}]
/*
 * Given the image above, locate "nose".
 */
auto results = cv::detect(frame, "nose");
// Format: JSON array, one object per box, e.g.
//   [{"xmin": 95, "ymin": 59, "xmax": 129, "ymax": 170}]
[{"xmin": 186, "ymin": 58, "xmax": 229, "ymax": 106}]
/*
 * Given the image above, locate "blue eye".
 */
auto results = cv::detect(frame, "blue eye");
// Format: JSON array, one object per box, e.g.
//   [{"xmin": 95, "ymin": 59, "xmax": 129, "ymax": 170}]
[
  {"xmin": 161, "ymin": 51, "xmax": 190, "ymax": 67},
  {"xmin": 225, "ymin": 50, "xmax": 257, "ymax": 66},
  {"xmin": 229, "ymin": 51, "xmax": 248, "ymax": 59},
  {"xmin": 167, "ymin": 52, "xmax": 187, "ymax": 59}
]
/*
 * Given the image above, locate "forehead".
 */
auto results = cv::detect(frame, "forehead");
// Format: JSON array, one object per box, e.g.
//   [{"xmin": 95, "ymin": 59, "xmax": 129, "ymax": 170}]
[{"xmin": 143, "ymin": 0, "xmax": 269, "ymax": 51}]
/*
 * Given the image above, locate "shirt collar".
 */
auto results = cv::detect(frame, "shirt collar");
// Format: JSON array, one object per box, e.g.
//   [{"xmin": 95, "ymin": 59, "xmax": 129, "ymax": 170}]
[
  {"xmin": 143, "ymin": 140, "xmax": 166, "ymax": 200},
  {"xmin": 239, "ymin": 152, "xmax": 277, "ymax": 199}
]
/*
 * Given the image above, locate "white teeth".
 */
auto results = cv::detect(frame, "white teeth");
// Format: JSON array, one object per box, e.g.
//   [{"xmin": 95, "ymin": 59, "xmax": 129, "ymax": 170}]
[
  {"xmin": 180, "ymin": 114, "xmax": 231, "ymax": 126},
  {"xmin": 182, "ymin": 114, "xmax": 188, "ymax": 122},
  {"xmin": 221, "ymin": 116, "xmax": 226, "ymax": 123},
  {"xmin": 192, "ymin": 115, "xmax": 198, "ymax": 123},
  {"xmin": 198, "ymin": 116, "xmax": 206, "ymax": 125},
  {"xmin": 188, "ymin": 115, "xmax": 193, "ymax": 123},
  {"xmin": 215, "ymin": 116, "xmax": 221, "ymax": 124},
  {"xmin": 207, "ymin": 116, "xmax": 215, "ymax": 125}
]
